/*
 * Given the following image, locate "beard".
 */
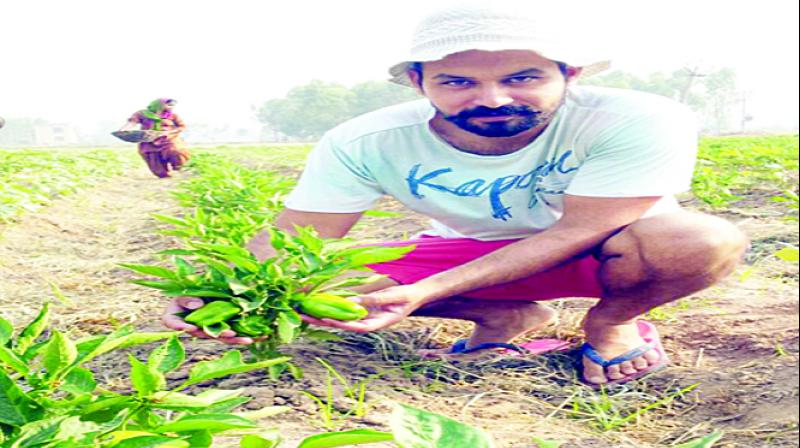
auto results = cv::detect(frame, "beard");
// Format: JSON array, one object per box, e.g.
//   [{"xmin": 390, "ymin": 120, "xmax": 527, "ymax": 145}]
[{"xmin": 439, "ymin": 102, "xmax": 559, "ymax": 138}]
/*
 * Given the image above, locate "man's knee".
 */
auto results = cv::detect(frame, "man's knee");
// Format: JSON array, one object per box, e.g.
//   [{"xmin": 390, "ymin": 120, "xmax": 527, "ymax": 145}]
[{"xmin": 602, "ymin": 211, "xmax": 748, "ymax": 281}]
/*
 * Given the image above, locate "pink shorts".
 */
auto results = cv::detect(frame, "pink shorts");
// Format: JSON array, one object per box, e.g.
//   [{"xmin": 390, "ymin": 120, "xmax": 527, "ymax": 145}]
[{"xmin": 366, "ymin": 236, "xmax": 603, "ymax": 301}]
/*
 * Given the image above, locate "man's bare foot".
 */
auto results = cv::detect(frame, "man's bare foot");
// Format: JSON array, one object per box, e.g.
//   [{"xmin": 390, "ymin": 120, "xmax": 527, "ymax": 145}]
[
  {"xmin": 418, "ymin": 302, "xmax": 558, "ymax": 359},
  {"xmin": 581, "ymin": 318, "xmax": 663, "ymax": 385}
]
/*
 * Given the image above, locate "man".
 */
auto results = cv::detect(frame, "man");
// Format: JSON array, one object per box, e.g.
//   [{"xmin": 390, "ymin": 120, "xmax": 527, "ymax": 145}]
[{"xmin": 165, "ymin": 7, "xmax": 747, "ymax": 386}]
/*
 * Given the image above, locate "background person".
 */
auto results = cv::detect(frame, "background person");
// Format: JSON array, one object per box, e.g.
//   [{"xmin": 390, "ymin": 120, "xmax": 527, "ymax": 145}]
[{"xmin": 119, "ymin": 98, "xmax": 189, "ymax": 178}]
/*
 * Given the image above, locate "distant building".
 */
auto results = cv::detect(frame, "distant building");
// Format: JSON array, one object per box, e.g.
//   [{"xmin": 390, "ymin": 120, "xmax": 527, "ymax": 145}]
[{"xmin": 33, "ymin": 123, "xmax": 79, "ymax": 145}]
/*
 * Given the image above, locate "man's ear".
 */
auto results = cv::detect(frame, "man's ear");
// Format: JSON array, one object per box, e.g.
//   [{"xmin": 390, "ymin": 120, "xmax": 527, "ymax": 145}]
[
  {"xmin": 406, "ymin": 69, "xmax": 425, "ymax": 95},
  {"xmin": 565, "ymin": 66, "xmax": 583, "ymax": 85}
]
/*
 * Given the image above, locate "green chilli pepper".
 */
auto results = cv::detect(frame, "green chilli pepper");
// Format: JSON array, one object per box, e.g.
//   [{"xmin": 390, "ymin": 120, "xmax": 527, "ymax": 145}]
[
  {"xmin": 297, "ymin": 293, "xmax": 368, "ymax": 321},
  {"xmin": 184, "ymin": 301, "xmax": 241, "ymax": 326},
  {"xmin": 231, "ymin": 314, "xmax": 273, "ymax": 337}
]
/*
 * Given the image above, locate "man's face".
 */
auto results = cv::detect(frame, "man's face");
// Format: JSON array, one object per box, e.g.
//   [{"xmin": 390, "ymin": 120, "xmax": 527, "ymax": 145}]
[{"xmin": 409, "ymin": 50, "xmax": 580, "ymax": 138}]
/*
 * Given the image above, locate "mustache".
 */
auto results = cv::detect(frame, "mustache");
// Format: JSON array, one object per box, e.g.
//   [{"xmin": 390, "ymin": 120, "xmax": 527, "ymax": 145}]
[{"xmin": 452, "ymin": 105, "xmax": 540, "ymax": 120}]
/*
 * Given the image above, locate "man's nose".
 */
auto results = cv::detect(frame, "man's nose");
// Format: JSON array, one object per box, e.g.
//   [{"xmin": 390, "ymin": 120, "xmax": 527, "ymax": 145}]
[{"xmin": 472, "ymin": 84, "xmax": 514, "ymax": 109}]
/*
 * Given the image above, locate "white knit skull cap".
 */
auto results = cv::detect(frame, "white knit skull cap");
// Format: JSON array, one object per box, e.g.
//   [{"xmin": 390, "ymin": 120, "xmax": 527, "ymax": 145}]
[{"xmin": 388, "ymin": 6, "xmax": 611, "ymax": 86}]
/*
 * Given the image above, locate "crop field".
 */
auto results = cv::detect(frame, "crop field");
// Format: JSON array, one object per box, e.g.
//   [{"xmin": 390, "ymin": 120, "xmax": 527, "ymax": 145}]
[{"xmin": 0, "ymin": 135, "xmax": 797, "ymax": 447}]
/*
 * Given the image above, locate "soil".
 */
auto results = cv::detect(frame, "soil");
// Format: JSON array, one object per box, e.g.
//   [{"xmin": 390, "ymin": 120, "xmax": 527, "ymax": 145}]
[{"xmin": 0, "ymin": 161, "xmax": 797, "ymax": 448}]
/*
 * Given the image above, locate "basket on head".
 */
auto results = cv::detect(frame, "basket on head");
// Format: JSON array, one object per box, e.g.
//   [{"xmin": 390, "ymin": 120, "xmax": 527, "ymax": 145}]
[{"xmin": 111, "ymin": 130, "xmax": 167, "ymax": 143}]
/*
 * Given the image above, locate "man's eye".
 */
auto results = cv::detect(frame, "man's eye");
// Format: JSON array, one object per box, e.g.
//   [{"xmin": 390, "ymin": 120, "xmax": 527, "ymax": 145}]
[
  {"xmin": 506, "ymin": 76, "xmax": 538, "ymax": 84},
  {"xmin": 442, "ymin": 80, "xmax": 473, "ymax": 87}
]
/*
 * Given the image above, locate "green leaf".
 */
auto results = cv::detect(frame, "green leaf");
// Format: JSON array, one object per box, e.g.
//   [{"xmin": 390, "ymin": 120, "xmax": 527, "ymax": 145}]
[
  {"xmin": 195, "ymin": 388, "xmax": 246, "ymax": 404},
  {"xmin": 200, "ymin": 257, "xmax": 236, "ymax": 277},
  {"xmin": 148, "ymin": 390, "xmax": 243, "ymax": 410},
  {"xmin": 111, "ymin": 435, "xmax": 191, "ymax": 448},
  {"xmin": 60, "ymin": 367, "xmax": 97, "ymax": 394},
  {"xmin": 0, "ymin": 317, "xmax": 13, "ymax": 346},
  {"xmin": 342, "ymin": 245, "xmax": 416, "ymax": 267},
  {"xmin": 0, "ymin": 346, "xmax": 30, "ymax": 375},
  {"xmin": 158, "ymin": 249, "xmax": 198, "ymax": 256},
  {"xmin": 218, "ymin": 254, "xmax": 260, "ymax": 273},
  {"xmin": 163, "ymin": 289, "xmax": 235, "ymax": 299},
  {"xmin": 154, "ymin": 413, "xmax": 257, "ymax": 433},
  {"xmin": 201, "ymin": 321, "xmax": 231, "ymax": 338},
  {"xmin": 302, "ymin": 329, "xmax": 344, "ymax": 342},
  {"xmin": 228, "ymin": 278, "xmax": 252, "ymax": 295},
  {"xmin": 363, "ymin": 209, "xmax": 405, "ymax": 218},
  {"xmin": 148, "ymin": 392, "xmax": 216, "ymax": 410},
  {"xmin": 774, "ymin": 247, "xmax": 799, "ymax": 262},
  {"xmin": 277, "ymin": 311, "xmax": 301, "ymax": 344},
  {"xmin": 292, "ymin": 226, "xmax": 324, "ymax": 253},
  {"xmin": 390, "ymin": 402, "xmax": 495, "ymax": 448},
  {"xmin": 532, "ymin": 438, "xmax": 564, "ymax": 448},
  {"xmin": 119, "ymin": 263, "xmax": 178, "ymax": 280},
  {"xmin": 233, "ymin": 405, "xmax": 290, "ymax": 421},
  {"xmin": 14, "ymin": 302, "xmax": 50, "ymax": 354},
  {"xmin": 42, "ymin": 330, "xmax": 78, "ymax": 380},
  {"xmin": 74, "ymin": 328, "xmax": 179, "ymax": 367},
  {"xmin": 204, "ymin": 396, "xmax": 251, "ymax": 414},
  {"xmin": 675, "ymin": 432, "xmax": 724, "ymax": 448},
  {"xmin": 12, "ymin": 415, "xmax": 111, "ymax": 448},
  {"xmin": 130, "ymin": 355, "xmax": 166, "ymax": 397},
  {"xmin": 9, "ymin": 415, "xmax": 69, "ymax": 448},
  {"xmin": 185, "ymin": 430, "xmax": 213, "ymax": 448},
  {"xmin": 151, "ymin": 213, "xmax": 190, "ymax": 227},
  {"xmin": 132, "ymin": 280, "xmax": 185, "ymax": 291},
  {"xmin": 48, "ymin": 282, "xmax": 74, "ymax": 306},
  {"xmin": 241, "ymin": 433, "xmax": 282, "ymax": 448},
  {"xmin": 174, "ymin": 257, "xmax": 195, "ymax": 277},
  {"xmin": 80, "ymin": 396, "xmax": 132, "ymax": 416},
  {"xmin": 298, "ymin": 429, "xmax": 394, "ymax": 448},
  {"xmin": 148, "ymin": 337, "xmax": 185, "ymax": 374},
  {"xmin": 0, "ymin": 369, "xmax": 44, "ymax": 426},
  {"xmin": 185, "ymin": 351, "xmax": 290, "ymax": 387}
]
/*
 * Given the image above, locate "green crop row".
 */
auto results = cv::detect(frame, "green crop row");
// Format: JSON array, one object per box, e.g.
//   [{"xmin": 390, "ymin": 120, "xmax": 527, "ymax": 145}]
[
  {"xmin": 0, "ymin": 302, "xmax": 512, "ymax": 448},
  {"xmin": 693, "ymin": 135, "xmax": 799, "ymax": 209},
  {"xmin": 0, "ymin": 149, "xmax": 135, "ymax": 224}
]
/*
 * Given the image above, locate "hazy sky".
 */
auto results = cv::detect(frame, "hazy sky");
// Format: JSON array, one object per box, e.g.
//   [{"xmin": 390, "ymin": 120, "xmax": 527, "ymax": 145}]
[{"xmin": 2, "ymin": 0, "xmax": 798, "ymax": 133}]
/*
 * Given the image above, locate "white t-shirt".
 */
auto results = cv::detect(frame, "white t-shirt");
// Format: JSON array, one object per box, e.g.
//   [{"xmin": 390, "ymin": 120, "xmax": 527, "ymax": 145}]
[{"xmin": 285, "ymin": 86, "xmax": 698, "ymax": 241}]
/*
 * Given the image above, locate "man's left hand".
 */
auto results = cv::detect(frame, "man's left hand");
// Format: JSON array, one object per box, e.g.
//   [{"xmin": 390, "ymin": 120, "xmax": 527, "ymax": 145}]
[{"xmin": 301, "ymin": 284, "xmax": 428, "ymax": 333}]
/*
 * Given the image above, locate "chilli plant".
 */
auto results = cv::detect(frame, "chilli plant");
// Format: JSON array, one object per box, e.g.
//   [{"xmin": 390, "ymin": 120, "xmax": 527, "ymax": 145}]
[
  {"xmin": 0, "ymin": 303, "xmax": 290, "ymax": 447},
  {"xmin": 123, "ymin": 225, "xmax": 413, "ymax": 368}
]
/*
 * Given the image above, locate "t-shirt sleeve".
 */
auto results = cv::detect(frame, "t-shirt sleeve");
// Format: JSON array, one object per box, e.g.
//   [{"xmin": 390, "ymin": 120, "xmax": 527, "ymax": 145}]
[
  {"xmin": 284, "ymin": 134, "xmax": 384, "ymax": 212},
  {"xmin": 565, "ymin": 107, "xmax": 698, "ymax": 197}
]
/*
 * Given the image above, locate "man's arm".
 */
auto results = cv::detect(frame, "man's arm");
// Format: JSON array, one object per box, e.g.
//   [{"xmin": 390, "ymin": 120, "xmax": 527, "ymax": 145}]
[
  {"xmin": 309, "ymin": 194, "xmax": 662, "ymax": 333},
  {"xmin": 246, "ymin": 208, "xmax": 364, "ymax": 261},
  {"xmin": 412, "ymin": 195, "xmax": 661, "ymax": 304}
]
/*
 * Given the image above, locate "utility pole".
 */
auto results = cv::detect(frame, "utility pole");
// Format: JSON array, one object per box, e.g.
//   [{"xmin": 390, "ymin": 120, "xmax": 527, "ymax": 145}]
[
  {"xmin": 679, "ymin": 66, "xmax": 707, "ymax": 104},
  {"xmin": 739, "ymin": 91, "xmax": 753, "ymax": 133}
]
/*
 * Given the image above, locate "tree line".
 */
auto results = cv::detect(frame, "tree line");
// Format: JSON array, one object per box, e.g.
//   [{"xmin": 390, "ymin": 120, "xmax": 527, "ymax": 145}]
[{"xmin": 256, "ymin": 67, "xmax": 742, "ymax": 139}]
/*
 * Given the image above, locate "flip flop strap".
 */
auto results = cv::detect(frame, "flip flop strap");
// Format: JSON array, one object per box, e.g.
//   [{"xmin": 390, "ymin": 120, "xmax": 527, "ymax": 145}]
[
  {"xmin": 449, "ymin": 339, "xmax": 524, "ymax": 354},
  {"xmin": 580, "ymin": 342, "xmax": 657, "ymax": 367}
]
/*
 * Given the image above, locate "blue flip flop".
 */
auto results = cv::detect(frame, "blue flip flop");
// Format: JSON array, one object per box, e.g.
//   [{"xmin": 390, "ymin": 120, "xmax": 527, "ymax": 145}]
[
  {"xmin": 448, "ymin": 339, "xmax": 525, "ymax": 354},
  {"xmin": 445, "ymin": 338, "xmax": 573, "ymax": 357},
  {"xmin": 578, "ymin": 320, "xmax": 669, "ymax": 388}
]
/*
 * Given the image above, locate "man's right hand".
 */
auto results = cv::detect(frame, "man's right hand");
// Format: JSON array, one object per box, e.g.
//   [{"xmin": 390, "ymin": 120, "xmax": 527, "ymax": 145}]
[{"xmin": 163, "ymin": 297, "xmax": 255, "ymax": 345}]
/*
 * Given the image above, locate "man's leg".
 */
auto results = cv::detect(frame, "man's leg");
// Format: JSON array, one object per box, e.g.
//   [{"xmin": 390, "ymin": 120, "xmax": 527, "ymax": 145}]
[
  {"xmin": 582, "ymin": 211, "xmax": 747, "ymax": 384},
  {"xmin": 412, "ymin": 298, "xmax": 557, "ymax": 356},
  {"xmin": 347, "ymin": 275, "xmax": 558, "ymax": 356}
]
